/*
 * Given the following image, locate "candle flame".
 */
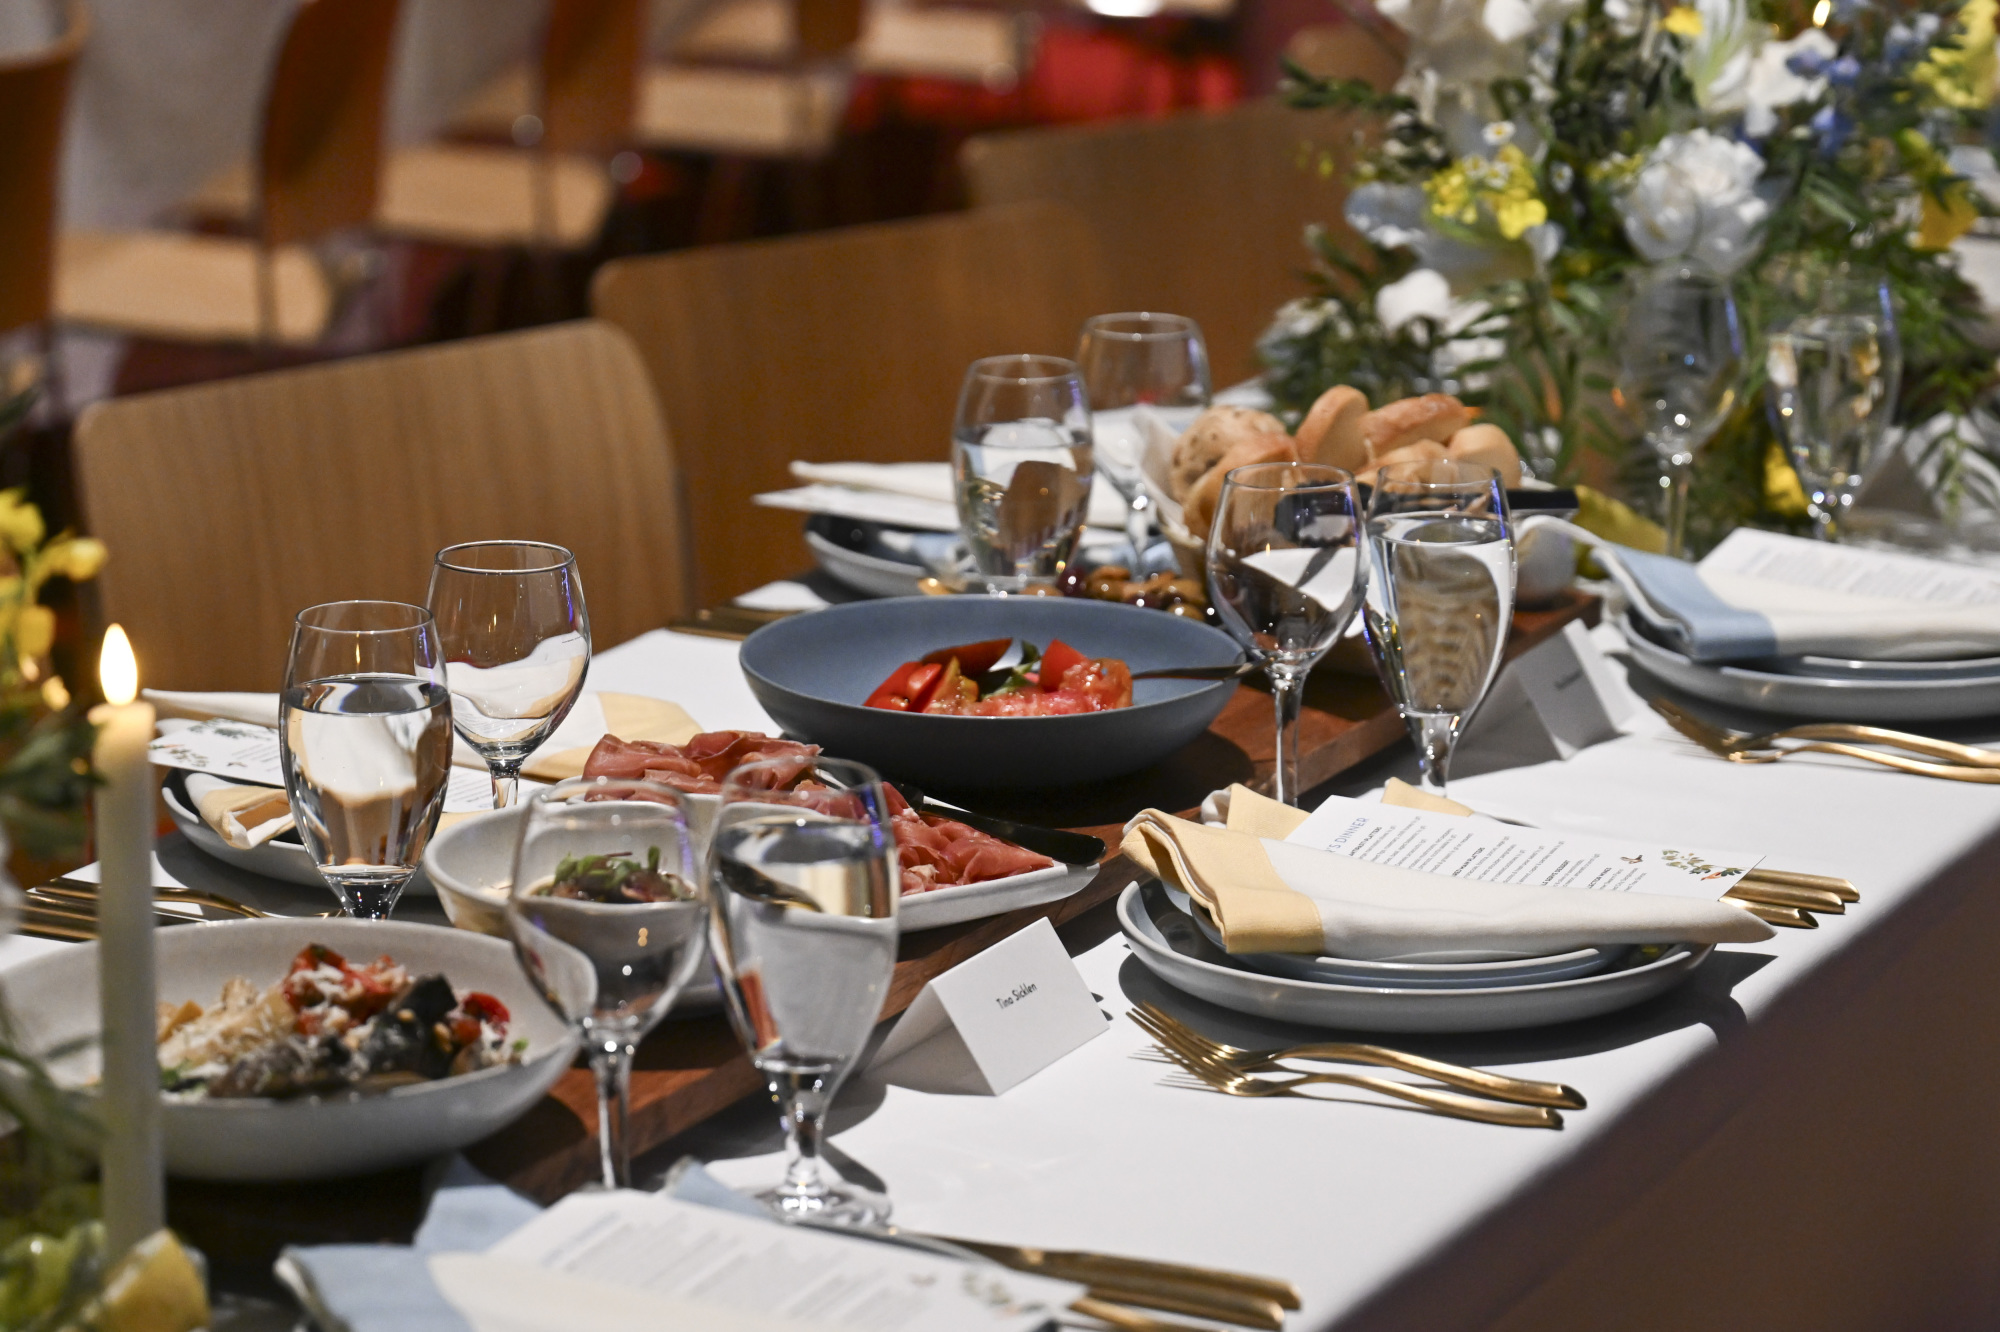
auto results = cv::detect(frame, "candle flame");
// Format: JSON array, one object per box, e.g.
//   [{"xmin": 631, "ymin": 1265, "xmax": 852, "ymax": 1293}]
[{"xmin": 100, "ymin": 624, "xmax": 138, "ymax": 706}]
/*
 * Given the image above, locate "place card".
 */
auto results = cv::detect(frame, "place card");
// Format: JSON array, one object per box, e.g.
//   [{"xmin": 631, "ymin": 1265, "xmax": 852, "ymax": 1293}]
[
  {"xmin": 872, "ymin": 917, "xmax": 1107, "ymax": 1096},
  {"xmin": 1460, "ymin": 621, "xmax": 1633, "ymax": 765}
]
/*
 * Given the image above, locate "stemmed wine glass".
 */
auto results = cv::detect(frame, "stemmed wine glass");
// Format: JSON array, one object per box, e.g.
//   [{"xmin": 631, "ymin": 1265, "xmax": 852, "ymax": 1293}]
[
  {"xmin": 1362, "ymin": 461, "xmax": 1515, "ymax": 798},
  {"xmin": 279, "ymin": 601, "xmax": 453, "ymax": 919},
  {"xmin": 1766, "ymin": 313, "xmax": 1896, "ymax": 541},
  {"xmin": 952, "ymin": 355, "xmax": 1094, "ymax": 594},
  {"xmin": 1205, "ymin": 462, "xmax": 1366, "ymax": 806},
  {"xmin": 427, "ymin": 541, "xmax": 591, "ymax": 808},
  {"xmin": 707, "ymin": 755, "xmax": 899, "ymax": 1225},
  {"xmin": 1616, "ymin": 268, "xmax": 1742, "ymax": 558},
  {"xmin": 506, "ymin": 777, "xmax": 707, "ymax": 1189},
  {"xmin": 1075, "ymin": 313, "xmax": 1211, "ymax": 571}
]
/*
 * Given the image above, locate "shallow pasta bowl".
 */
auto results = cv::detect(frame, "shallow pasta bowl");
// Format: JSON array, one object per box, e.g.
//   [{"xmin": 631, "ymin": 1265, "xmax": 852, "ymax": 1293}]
[
  {"xmin": 0, "ymin": 917, "xmax": 577, "ymax": 1181},
  {"xmin": 738, "ymin": 596, "xmax": 1242, "ymax": 791}
]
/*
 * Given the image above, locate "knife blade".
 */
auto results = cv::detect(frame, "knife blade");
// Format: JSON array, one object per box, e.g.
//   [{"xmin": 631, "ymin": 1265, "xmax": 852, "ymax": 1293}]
[{"xmin": 891, "ymin": 784, "xmax": 1106, "ymax": 865}]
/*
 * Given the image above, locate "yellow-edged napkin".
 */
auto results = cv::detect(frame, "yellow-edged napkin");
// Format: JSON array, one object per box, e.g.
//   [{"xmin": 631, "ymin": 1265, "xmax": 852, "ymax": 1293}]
[
  {"xmin": 519, "ymin": 693, "xmax": 703, "ymax": 781},
  {"xmin": 194, "ymin": 782, "xmax": 294, "ymax": 849}
]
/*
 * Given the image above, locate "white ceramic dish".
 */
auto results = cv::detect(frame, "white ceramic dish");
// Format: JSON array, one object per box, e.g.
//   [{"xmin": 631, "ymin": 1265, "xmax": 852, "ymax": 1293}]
[
  {"xmin": 1765, "ymin": 652, "xmax": 2000, "ymax": 681},
  {"xmin": 1119, "ymin": 882, "xmax": 1709, "ymax": 1033},
  {"xmin": 161, "ymin": 770, "xmax": 439, "ymax": 897},
  {"xmin": 806, "ymin": 529, "xmax": 929, "ymax": 599},
  {"xmin": 1619, "ymin": 615, "xmax": 2000, "ymax": 722},
  {"xmin": 0, "ymin": 918, "xmax": 577, "ymax": 1181}
]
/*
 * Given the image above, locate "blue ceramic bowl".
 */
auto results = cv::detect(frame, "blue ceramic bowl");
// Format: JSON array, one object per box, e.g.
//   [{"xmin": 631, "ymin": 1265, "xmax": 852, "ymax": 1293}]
[{"xmin": 739, "ymin": 597, "xmax": 1243, "ymax": 791}]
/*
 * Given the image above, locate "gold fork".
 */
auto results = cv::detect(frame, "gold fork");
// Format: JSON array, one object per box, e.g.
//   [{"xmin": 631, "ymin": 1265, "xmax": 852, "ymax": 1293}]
[
  {"xmin": 1651, "ymin": 698, "xmax": 2000, "ymax": 784},
  {"xmin": 1132, "ymin": 1003, "xmax": 1584, "ymax": 1109},
  {"xmin": 31, "ymin": 880, "xmax": 270, "ymax": 919},
  {"xmin": 1136, "ymin": 1012, "xmax": 1564, "ymax": 1129}
]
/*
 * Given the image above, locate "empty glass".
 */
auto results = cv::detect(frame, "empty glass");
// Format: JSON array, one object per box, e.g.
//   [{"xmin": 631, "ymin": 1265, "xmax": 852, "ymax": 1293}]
[
  {"xmin": 1767, "ymin": 313, "xmax": 1896, "ymax": 540},
  {"xmin": 1363, "ymin": 462, "xmax": 1514, "ymax": 798},
  {"xmin": 280, "ymin": 601, "xmax": 453, "ymax": 919},
  {"xmin": 952, "ymin": 355, "xmax": 1094, "ymax": 593},
  {"xmin": 1075, "ymin": 313, "xmax": 1211, "ymax": 570},
  {"xmin": 707, "ymin": 756, "xmax": 899, "ymax": 1225},
  {"xmin": 506, "ymin": 777, "xmax": 707, "ymax": 1189},
  {"xmin": 1206, "ymin": 462, "xmax": 1366, "ymax": 806},
  {"xmin": 427, "ymin": 541, "xmax": 591, "ymax": 808},
  {"xmin": 1616, "ymin": 269, "xmax": 1742, "ymax": 558}
]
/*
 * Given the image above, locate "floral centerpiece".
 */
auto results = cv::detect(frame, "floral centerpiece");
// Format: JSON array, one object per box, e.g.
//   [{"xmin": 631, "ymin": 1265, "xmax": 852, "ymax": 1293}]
[{"xmin": 1261, "ymin": 0, "xmax": 2000, "ymax": 551}]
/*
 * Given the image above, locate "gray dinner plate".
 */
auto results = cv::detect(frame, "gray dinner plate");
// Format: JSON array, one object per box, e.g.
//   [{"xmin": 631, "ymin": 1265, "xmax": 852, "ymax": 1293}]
[{"xmin": 1119, "ymin": 882, "xmax": 1709, "ymax": 1033}]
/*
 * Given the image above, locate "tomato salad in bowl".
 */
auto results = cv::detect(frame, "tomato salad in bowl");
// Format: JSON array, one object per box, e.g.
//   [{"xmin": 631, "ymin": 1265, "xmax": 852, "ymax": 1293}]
[{"xmin": 863, "ymin": 638, "xmax": 1133, "ymax": 716}]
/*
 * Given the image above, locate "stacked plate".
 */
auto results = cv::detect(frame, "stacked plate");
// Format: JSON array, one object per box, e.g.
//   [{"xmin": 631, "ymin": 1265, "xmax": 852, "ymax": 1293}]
[
  {"xmin": 1619, "ymin": 614, "xmax": 2000, "ymax": 722},
  {"xmin": 1119, "ymin": 882, "xmax": 1709, "ymax": 1033}
]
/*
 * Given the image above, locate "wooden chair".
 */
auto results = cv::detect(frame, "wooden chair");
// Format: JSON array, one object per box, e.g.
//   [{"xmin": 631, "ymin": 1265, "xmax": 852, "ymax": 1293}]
[
  {"xmin": 590, "ymin": 199, "xmax": 1109, "ymax": 606},
  {"xmin": 960, "ymin": 100, "xmax": 1368, "ymax": 383},
  {"xmin": 0, "ymin": 0, "xmax": 86, "ymax": 340},
  {"xmin": 71, "ymin": 321, "xmax": 690, "ymax": 691},
  {"xmin": 61, "ymin": 0, "xmax": 400, "ymax": 347}
]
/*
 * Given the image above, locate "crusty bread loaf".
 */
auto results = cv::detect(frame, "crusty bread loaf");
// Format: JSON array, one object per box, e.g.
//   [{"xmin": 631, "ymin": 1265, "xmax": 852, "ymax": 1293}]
[
  {"xmin": 1295, "ymin": 386, "xmax": 1369, "ymax": 472},
  {"xmin": 1167, "ymin": 406, "xmax": 1289, "ymax": 500},
  {"xmin": 1445, "ymin": 423, "xmax": 1523, "ymax": 486},
  {"xmin": 1353, "ymin": 438, "xmax": 1449, "ymax": 488},
  {"xmin": 1360, "ymin": 394, "xmax": 1472, "ymax": 459},
  {"xmin": 1183, "ymin": 434, "xmax": 1298, "ymax": 538}
]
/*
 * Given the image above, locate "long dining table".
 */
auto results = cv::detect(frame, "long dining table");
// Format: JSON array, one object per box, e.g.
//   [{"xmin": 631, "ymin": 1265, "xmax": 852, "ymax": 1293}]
[{"xmin": 7, "ymin": 615, "xmax": 2000, "ymax": 1330}]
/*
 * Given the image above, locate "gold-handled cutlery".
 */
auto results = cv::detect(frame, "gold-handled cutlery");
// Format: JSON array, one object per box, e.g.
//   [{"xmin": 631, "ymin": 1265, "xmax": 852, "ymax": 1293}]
[
  {"xmin": 1133, "ymin": 1003, "xmax": 1584, "ymax": 1109},
  {"xmin": 1742, "ymin": 867, "xmax": 1858, "ymax": 902},
  {"xmin": 1651, "ymin": 697, "xmax": 2000, "ymax": 783},
  {"xmin": 16, "ymin": 880, "xmax": 269, "ymax": 939},
  {"xmin": 32, "ymin": 879, "xmax": 270, "ymax": 919},
  {"xmin": 1070, "ymin": 1296, "xmax": 1230, "ymax": 1331},
  {"xmin": 940, "ymin": 1234, "xmax": 1299, "ymax": 1329}
]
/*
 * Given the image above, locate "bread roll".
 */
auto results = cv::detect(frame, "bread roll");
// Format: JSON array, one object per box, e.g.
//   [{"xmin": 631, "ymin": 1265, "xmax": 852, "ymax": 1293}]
[
  {"xmin": 1353, "ymin": 438, "xmax": 1449, "ymax": 488},
  {"xmin": 1183, "ymin": 434, "xmax": 1298, "ymax": 538},
  {"xmin": 1446, "ymin": 423, "xmax": 1522, "ymax": 486},
  {"xmin": 1360, "ymin": 394, "xmax": 1471, "ymax": 459},
  {"xmin": 1295, "ymin": 386, "xmax": 1369, "ymax": 472},
  {"xmin": 1168, "ymin": 406, "xmax": 1289, "ymax": 500}
]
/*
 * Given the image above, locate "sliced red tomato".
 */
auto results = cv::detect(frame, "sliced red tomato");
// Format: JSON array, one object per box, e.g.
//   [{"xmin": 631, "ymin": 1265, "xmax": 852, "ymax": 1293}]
[
  {"xmin": 920, "ymin": 638, "xmax": 1013, "ymax": 677},
  {"xmin": 1037, "ymin": 639, "xmax": 1089, "ymax": 693},
  {"xmin": 904, "ymin": 662, "xmax": 946, "ymax": 711},
  {"xmin": 864, "ymin": 661, "xmax": 925, "ymax": 710},
  {"xmin": 923, "ymin": 659, "xmax": 979, "ymax": 713},
  {"xmin": 460, "ymin": 991, "xmax": 511, "ymax": 1027}
]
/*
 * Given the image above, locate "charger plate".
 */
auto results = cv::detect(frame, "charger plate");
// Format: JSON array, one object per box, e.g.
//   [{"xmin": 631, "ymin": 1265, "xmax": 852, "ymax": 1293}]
[{"xmin": 1119, "ymin": 881, "xmax": 1709, "ymax": 1033}]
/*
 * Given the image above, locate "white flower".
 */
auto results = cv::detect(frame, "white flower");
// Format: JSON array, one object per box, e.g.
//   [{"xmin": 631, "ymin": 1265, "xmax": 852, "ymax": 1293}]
[
  {"xmin": 1743, "ymin": 28, "xmax": 1835, "ymax": 136},
  {"xmin": 1619, "ymin": 130, "xmax": 1770, "ymax": 276},
  {"xmin": 1376, "ymin": 269, "xmax": 1456, "ymax": 332},
  {"xmin": 1345, "ymin": 183, "xmax": 1536, "ymax": 291},
  {"xmin": 1376, "ymin": 0, "xmax": 1579, "ymax": 87},
  {"xmin": 1681, "ymin": 0, "xmax": 1760, "ymax": 114}
]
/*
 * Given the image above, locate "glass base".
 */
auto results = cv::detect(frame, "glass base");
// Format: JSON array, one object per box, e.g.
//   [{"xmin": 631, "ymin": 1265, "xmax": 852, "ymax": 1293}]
[
  {"xmin": 319, "ymin": 870, "xmax": 411, "ymax": 919},
  {"xmin": 757, "ymin": 1178, "xmax": 891, "ymax": 1229}
]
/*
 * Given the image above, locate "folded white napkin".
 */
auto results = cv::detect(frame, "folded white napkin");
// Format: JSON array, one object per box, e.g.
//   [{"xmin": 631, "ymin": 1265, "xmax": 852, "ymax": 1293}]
[{"xmin": 756, "ymin": 460, "xmax": 1129, "ymax": 531}]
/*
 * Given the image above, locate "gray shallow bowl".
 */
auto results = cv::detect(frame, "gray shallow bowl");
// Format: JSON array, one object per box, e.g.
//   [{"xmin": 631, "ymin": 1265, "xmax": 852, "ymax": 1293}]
[{"xmin": 740, "ymin": 597, "xmax": 1242, "ymax": 791}]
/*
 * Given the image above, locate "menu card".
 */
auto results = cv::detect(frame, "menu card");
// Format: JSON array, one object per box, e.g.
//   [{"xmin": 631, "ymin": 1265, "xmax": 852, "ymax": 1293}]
[{"xmin": 1289, "ymin": 794, "xmax": 1763, "ymax": 900}]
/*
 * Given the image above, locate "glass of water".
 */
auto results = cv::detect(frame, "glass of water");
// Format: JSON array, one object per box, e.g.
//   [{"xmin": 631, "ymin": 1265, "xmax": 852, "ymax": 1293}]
[
  {"xmin": 1206, "ymin": 462, "xmax": 1366, "ymax": 806},
  {"xmin": 280, "ymin": 601, "xmax": 453, "ymax": 919},
  {"xmin": 1363, "ymin": 462, "xmax": 1515, "ymax": 799},
  {"xmin": 427, "ymin": 541, "xmax": 591, "ymax": 808},
  {"xmin": 507, "ymin": 777, "xmax": 706, "ymax": 1189},
  {"xmin": 1767, "ymin": 313, "xmax": 1896, "ymax": 541},
  {"xmin": 952, "ymin": 354, "xmax": 1094, "ymax": 593},
  {"xmin": 707, "ymin": 755, "xmax": 899, "ymax": 1226},
  {"xmin": 1616, "ymin": 268, "xmax": 1742, "ymax": 558},
  {"xmin": 1075, "ymin": 314, "xmax": 1211, "ymax": 570}
]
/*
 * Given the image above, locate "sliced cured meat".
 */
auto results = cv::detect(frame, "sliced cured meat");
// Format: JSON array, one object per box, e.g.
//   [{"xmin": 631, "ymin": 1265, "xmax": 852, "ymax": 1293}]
[{"xmin": 582, "ymin": 731, "xmax": 820, "ymax": 795}]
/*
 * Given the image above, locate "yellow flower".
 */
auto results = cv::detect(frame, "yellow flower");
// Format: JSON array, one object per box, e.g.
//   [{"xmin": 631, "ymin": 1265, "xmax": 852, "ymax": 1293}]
[
  {"xmin": 0, "ymin": 489, "xmax": 46, "ymax": 553},
  {"xmin": 43, "ymin": 536, "xmax": 106, "ymax": 582},
  {"xmin": 1662, "ymin": 5, "xmax": 1703, "ymax": 36},
  {"xmin": 1424, "ymin": 145, "xmax": 1547, "ymax": 243},
  {"xmin": 15, "ymin": 604, "xmax": 55, "ymax": 661},
  {"xmin": 1917, "ymin": 0, "xmax": 1998, "ymax": 110},
  {"xmin": 1919, "ymin": 178, "xmax": 1979, "ymax": 249},
  {"xmin": 1493, "ymin": 194, "xmax": 1549, "ymax": 241},
  {"xmin": 1764, "ymin": 442, "xmax": 1809, "ymax": 519}
]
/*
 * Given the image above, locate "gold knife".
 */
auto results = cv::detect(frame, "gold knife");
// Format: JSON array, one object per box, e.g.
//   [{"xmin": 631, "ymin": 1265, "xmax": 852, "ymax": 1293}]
[
  {"xmin": 1725, "ymin": 882, "xmax": 1844, "ymax": 914},
  {"xmin": 1742, "ymin": 867, "xmax": 1859, "ymax": 903},
  {"xmin": 1081, "ymin": 1280, "xmax": 1286, "ymax": 1329},
  {"xmin": 937, "ymin": 1236, "xmax": 1301, "ymax": 1310},
  {"xmin": 1071, "ymin": 1296, "xmax": 1222, "ymax": 1332}
]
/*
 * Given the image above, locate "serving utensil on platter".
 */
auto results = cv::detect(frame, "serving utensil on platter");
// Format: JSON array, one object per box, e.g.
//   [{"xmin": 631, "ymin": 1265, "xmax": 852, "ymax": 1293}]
[
  {"xmin": 890, "ymin": 781, "xmax": 1106, "ymax": 865},
  {"xmin": 1652, "ymin": 697, "xmax": 2000, "ymax": 783},
  {"xmin": 1128, "ymin": 660, "xmax": 1260, "ymax": 682},
  {"xmin": 1131, "ymin": 1003, "xmax": 1584, "ymax": 1109}
]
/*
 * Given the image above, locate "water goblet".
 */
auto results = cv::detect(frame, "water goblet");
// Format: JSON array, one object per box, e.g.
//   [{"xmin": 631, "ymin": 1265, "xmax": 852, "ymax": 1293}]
[
  {"xmin": 1075, "ymin": 313, "xmax": 1212, "ymax": 571},
  {"xmin": 1767, "ymin": 313, "xmax": 1894, "ymax": 541},
  {"xmin": 1616, "ymin": 269, "xmax": 1742, "ymax": 558},
  {"xmin": 506, "ymin": 777, "xmax": 707, "ymax": 1189},
  {"xmin": 1362, "ymin": 461, "xmax": 1514, "ymax": 799},
  {"xmin": 427, "ymin": 540, "xmax": 591, "ymax": 808},
  {"xmin": 1205, "ymin": 462, "xmax": 1366, "ymax": 806},
  {"xmin": 280, "ymin": 601, "xmax": 453, "ymax": 919},
  {"xmin": 707, "ymin": 755, "xmax": 899, "ymax": 1225},
  {"xmin": 952, "ymin": 355, "xmax": 1094, "ymax": 594}
]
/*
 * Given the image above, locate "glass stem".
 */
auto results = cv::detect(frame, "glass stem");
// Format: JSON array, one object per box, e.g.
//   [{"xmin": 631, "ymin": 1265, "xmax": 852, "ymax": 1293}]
[
  {"xmin": 1126, "ymin": 492, "xmax": 1152, "ymax": 571},
  {"xmin": 1412, "ymin": 713, "xmax": 1457, "ymax": 797},
  {"xmin": 770, "ymin": 1067, "xmax": 834, "ymax": 1207},
  {"xmin": 1269, "ymin": 665, "xmax": 1307, "ymax": 807},
  {"xmin": 589, "ymin": 1038, "xmax": 634, "ymax": 1189},
  {"xmin": 489, "ymin": 762, "xmax": 521, "ymax": 810},
  {"xmin": 1661, "ymin": 450, "xmax": 1694, "ymax": 560}
]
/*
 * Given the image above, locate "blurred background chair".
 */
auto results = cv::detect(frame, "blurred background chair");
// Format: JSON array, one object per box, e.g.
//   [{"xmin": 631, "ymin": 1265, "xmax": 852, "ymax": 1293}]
[
  {"xmin": 591, "ymin": 198, "xmax": 1108, "ymax": 605},
  {"xmin": 71, "ymin": 319, "xmax": 689, "ymax": 690},
  {"xmin": 0, "ymin": 0, "xmax": 86, "ymax": 370},
  {"xmin": 960, "ymin": 99, "xmax": 1369, "ymax": 383},
  {"xmin": 61, "ymin": 0, "xmax": 400, "ymax": 348}
]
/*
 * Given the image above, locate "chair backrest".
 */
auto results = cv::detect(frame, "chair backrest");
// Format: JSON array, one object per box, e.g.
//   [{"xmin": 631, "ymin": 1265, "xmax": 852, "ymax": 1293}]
[
  {"xmin": 257, "ymin": 0, "xmax": 403, "ymax": 247},
  {"xmin": 72, "ymin": 321, "xmax": 690, "ymax": 691},
  {"xmin": 961, "ymin": 101, "xmax": 1366, "ymax": 383},
  {"xmin": 541, "ymin": 0, "xmax": 645, "ymax": 154},
  {"xmin": 592, "ymin": 200, "xmax": 1110, "ymax": 606},
  {"xmin": 0, "ymin": 0, "xmax": 85, "ymax": 334}
]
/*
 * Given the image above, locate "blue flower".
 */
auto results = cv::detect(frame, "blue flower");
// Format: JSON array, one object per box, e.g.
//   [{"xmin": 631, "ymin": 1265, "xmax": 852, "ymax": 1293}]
[
  {"xmin": 1810, "ymin": 104, "xmax": 1853, "ymax": 154},
  {"xmin": 1787, "ymin": 47, "xmax": 1831, "ymax": 77},
  {"xmin": 1826, "ymin": 55, "xmax": 1862, "ymax": 84}
]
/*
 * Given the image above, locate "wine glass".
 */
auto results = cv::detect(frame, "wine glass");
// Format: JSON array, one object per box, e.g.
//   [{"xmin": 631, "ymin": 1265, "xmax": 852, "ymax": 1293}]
[
  {"xmin": 952, "ymin": 355, "xmax": 1094, "ymax": 594},
  {"xmin": 506, "ymin": 777, "xmax": 707, "ymax": 1189},
  {"xmin": 707, "ymin": 755, "xmax": 899, "ymax": 1225},
  {"xmin": 1075, "ymin": 313, "xmax": 1212, "ymax": 572},
  {"xmin": 1616, "ymin": 269, "xmax": 1742, "ymax": 558},
  {"xmin": 427, "ymin": 540, "xmax": 591, "ymax": 808},
  {"xmin": 1767, "ymin": 313, "xmax": 1895, "ymax": 541},
  {"xmin": 1363, "ymin": 462, "xmax": 1514, "ymax": 799},
  {"xmin": 1206, "ymin": 462, "xmax": 1366, "ymax": 806},
  {"xmin": 279, "ymin": 601, "xmax": 453, "ymax": 919}
]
